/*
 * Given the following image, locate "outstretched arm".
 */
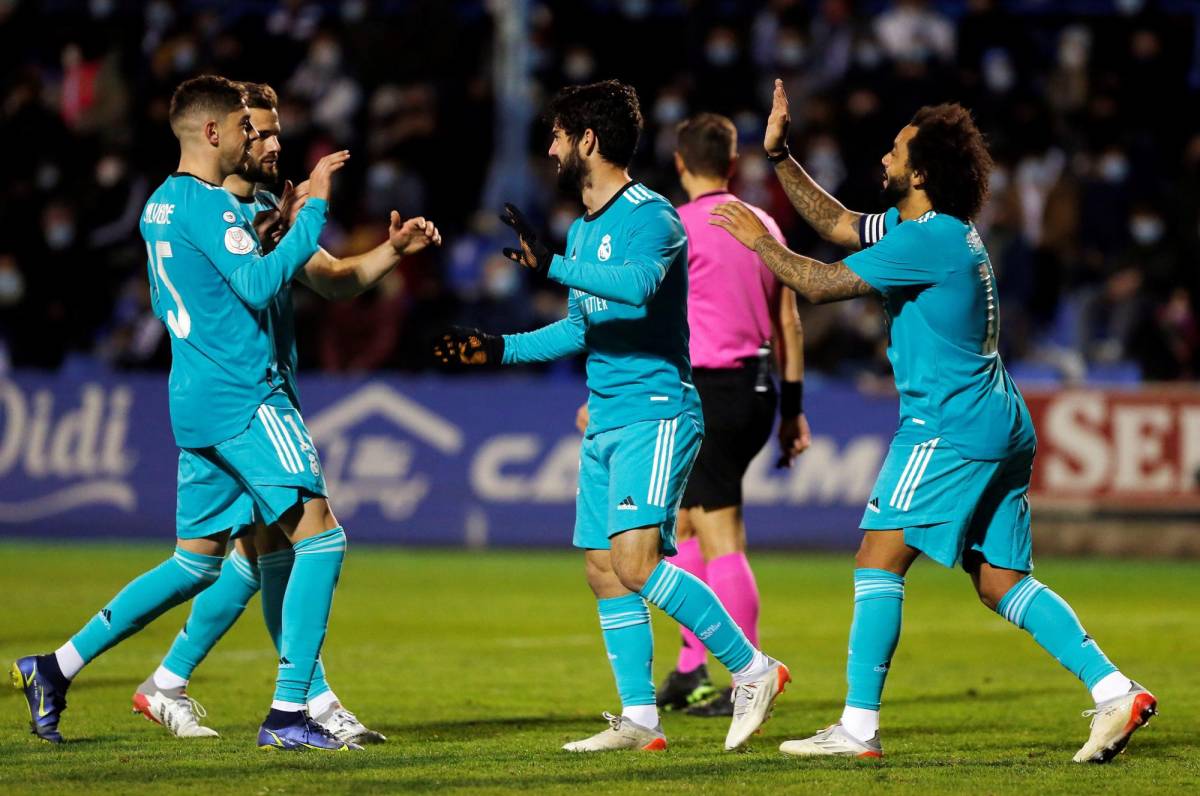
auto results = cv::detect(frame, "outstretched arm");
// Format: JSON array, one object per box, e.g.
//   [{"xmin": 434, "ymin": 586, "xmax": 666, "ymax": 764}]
[
  {"xmin": 764, "ymin": 79, "xmax": 863, "ymax": 251},
  {"xmin": 286, "ymin": 193, "xmax": 441, "ymax": 300},
  {"xmin": 756, "ymin": 237, "xmax": 873, "ymax": 304},
  {"xmin": 709, "ymin": 200, "xmax": 874, "ymax": 304}
]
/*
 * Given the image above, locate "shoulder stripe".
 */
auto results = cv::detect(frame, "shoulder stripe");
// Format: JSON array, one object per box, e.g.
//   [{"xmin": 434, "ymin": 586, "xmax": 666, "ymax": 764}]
[
  {"xmin": 630, "ymin": 185, "xmax": 653, "ymax": 202},
  {"xmin": 623, "ymin": 190, "xmax": 643, "ymax": 205}
]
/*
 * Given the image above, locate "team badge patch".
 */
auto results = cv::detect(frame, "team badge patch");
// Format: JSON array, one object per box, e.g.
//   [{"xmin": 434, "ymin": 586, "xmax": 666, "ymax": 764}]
[
  {"xmin": 224, "ymin": 226, "xmax": 255, "ymax": 255},
  {"xmin": 598, "ymin": 234, "xmax": 612, "ymax": 261},
  {"xmin": 222, "ymin": 210, "xmax": 237, "ymax": 223}
]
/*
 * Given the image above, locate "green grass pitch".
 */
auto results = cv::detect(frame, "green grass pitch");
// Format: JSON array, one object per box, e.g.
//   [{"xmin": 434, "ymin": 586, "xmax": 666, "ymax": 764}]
[{"xmin": 1, "ymin": 541, "xmax": 1197, "ymax": 794}]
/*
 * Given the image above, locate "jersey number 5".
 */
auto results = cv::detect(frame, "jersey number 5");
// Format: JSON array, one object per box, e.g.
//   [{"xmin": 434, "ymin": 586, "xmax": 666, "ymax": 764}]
[{"xmin": 146, "ymin": 240, "xmax": 192, "ymax": 339}]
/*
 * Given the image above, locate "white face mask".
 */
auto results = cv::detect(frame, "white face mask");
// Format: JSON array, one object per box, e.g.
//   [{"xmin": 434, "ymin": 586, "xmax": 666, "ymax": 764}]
[
  {"xmin": 654, "ymin": 96, "xmax": 686, "ymax": 126},
  {"xmin": 1129, "ymin": 216, "xmax": 1164, "ymax": 246},
  {"xmin": 705, "ymin": 39, "xmax": 738, "ymax": 67},
  {"xmin": 0, "ymin": 265, "xmax": 24, "ymax": 306},
  {"xmin": 563, "ymin": 51, "xmax": 595, "ymax": 82},
  {"xmin": 1097, "ymin": 153, "xmax": 1129, "ymax": 183},
  {"xmin": 45, "ymin": 222, "xmax": 76, "ymax": 251}
]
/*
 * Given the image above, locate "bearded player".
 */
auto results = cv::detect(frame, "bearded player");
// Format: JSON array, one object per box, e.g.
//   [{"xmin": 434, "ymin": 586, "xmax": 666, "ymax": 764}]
[
  {"xmin": 129, "ymin": 81, "xmax": 440, "ymax": 745},
  {"xmin": 710, "ymin": 79, "xmax": 1155, "ymax": 763},
  {"xmin": 434, "ymin": 80, "xmax": 789, "ymax": 753},
  {"xmin": 12, "ymin": 76, "xmax": 362, "ymax": 751}
]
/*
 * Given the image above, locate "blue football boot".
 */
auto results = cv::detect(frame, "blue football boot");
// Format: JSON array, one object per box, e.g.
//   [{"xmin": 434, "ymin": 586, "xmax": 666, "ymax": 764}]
[
  {"xmin": 11, "ymin": 655, "xmax": 70, "ymax": 743},
  {"xmin": 257, "ymin": 711, "xmax": 363, "ymax": 751}
]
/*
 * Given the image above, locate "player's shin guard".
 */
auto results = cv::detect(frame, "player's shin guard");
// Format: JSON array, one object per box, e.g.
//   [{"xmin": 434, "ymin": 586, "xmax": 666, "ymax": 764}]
[
  {"xmin": 598, "ymin": 594, "xmax": 655, "ymax": 709},
  {"xmin": 639, "ymin": 561, "xmax": 755, "ymax": 674},
  {"xmin": 70, "ymin": 548, "xmax": 224, "ymax": 666},
  {"xmin": 845, "ymin": 569, "xmax": 904, "ymax": 711},
  {"xmin": 996, "ymin": 576, "xmax": 1119, "ymax": 690},
  {"xmin": 707, "ymin": 552, "xmax": 760, "ymax": 647},
  {"xmin": 669, "ymin": 539, "xmax": 709, "ymax": 673},
  {"xmin": 160, "ymin": 550, "xmax": 260, "ymax": 681},
  {"xmin": 273, "ymin": 528, "xmax": 346, "ymax": 707}
]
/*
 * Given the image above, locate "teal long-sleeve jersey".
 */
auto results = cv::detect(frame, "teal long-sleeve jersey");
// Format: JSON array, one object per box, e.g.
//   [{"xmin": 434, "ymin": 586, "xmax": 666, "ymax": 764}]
[
  {"xmin": 140, "ymin": 173, "xmax": 326, "ymax": 448},
  {"xmin": 234, "ymin": 189, "xmax": 302, "ymax": 411},
  {"xmin": 501, "ymin": 182, "xmax": 701, "ymax": 434}
]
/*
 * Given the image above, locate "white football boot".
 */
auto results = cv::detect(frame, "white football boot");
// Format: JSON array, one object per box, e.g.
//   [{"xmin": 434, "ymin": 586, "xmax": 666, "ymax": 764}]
[
  {"xmin": 131, "ymin": 677, "xmax": 219, "ymax": 738},
  {"xmin": 1073, "ymin": 681, "xmax": 1158, "ymax": 763},
  {"xmin": 779, "ymin": 722, "xmax": 883, "ymax": 759},
  {"xmin": 562, "ymin": 712, "xmax": 667, "ymax": 752},
  {"xmin": 724, "ymin": 658, "xmax": 790, "ymax": 751},
  {"xmin": 311, "ymin": 701, "xmax": 388, "ymax": 745}
]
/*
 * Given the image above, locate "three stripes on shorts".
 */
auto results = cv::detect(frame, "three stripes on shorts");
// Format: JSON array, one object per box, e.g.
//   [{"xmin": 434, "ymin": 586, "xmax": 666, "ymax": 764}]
[
  {"xmin": 646, "ymin": 417, "xmax": 679, "ymax": 508},
  {"xmin": 889, "ymin": 437, "xmax": 940, "ymax": 512},
  {"xmin": 257, "ymin": 405, "xmax": 313, "ymax": 475}
]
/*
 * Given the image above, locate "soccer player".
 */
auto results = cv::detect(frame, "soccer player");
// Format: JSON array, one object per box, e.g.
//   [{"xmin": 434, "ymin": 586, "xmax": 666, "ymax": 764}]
[
  {"xmin": 654, "ymin": 112, "xmax": 810, "ymax": 718},
  {"xmin": 130, "ymin": 82, "xmax": 440, "ymax": 744},
  {"xmin": 709, "ymin": 79, "xmax": 1156, "ymax": 763},
  {"xmin": 434, "ymin": 80, "xmax": 789, "ymax": 752},
  {"xmin": 11, "ymin": 76, "xmax": 359, "ymax": 752}
]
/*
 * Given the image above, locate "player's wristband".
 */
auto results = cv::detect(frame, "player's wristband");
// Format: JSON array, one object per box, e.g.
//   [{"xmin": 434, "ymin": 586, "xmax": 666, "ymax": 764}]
[
  {"xmin": 780, "ymin": 380, "xmax": 803, "ymax": 418},
  {"xmin": 766, "ymin": 145, "xmax": 790, "ymax": 164}
]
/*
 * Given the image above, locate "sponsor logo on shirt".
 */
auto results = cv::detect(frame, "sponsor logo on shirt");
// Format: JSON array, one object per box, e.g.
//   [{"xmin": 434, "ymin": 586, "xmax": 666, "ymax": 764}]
[{"xmin": 222, "ymin": 210, "xmax": 237, "ymax": 223}]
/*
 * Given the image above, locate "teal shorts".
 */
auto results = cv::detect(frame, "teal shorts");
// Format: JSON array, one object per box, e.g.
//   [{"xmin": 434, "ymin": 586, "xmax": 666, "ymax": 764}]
[
  {"xmin": 176, "ymin": 392, "xmax": 328, "ymax": 539},
  {"xmin": 860, "ymin": 436, "xmax": 1035, "ymax": 572},
  {"xmin": 574, "ymin": 412, "xmax": 703, "ymax": 556}
]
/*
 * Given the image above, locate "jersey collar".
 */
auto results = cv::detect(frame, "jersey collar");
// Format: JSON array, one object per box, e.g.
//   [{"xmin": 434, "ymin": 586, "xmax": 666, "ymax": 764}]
[
  {"xmin": 170, "ymin": 171, "xmax": 223, "ymax": 188},
  {"xmin": 583, "ymin": 180, "xmax": 637, "ymax": 223}
]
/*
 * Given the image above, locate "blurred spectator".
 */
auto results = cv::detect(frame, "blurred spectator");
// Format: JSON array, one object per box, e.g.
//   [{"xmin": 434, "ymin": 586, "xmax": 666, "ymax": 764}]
[{"xmin": 1, "ymin": 0, "xmax": 1198, "ymax": 385}]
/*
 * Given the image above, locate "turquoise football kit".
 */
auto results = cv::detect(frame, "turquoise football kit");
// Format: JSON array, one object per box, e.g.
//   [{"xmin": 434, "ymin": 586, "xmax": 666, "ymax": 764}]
[
  {"xmin": 495, "ymin": 183, "xmax": 788, "ymax": 749},
  {"xmin": 11, "ymin": 172, "xmax": 348, "ymax": 747},
  {"xmin": 153, "ymin": 189, "xmax": 343, "ymax": 732},
  {"xmin": 781, "ymin": 206, "xmax": 1151, "ymax": 762}
]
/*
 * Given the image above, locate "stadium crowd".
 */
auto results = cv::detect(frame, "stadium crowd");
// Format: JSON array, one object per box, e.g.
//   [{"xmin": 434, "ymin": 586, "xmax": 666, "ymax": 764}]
[{"xmin": 1, "ymin": 0, "xmax": 1198, "ymax": 383}]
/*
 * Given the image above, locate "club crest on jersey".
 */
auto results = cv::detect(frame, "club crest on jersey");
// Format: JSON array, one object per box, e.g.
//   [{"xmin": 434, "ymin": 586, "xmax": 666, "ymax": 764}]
[
  {"xmin": 224, "ymin": 226, "xmax": 255, "ymax": 255},
  {"xmin": 222, "ymin": 210, "xmax": 237, "ymax": 223},
  {"xmin": 597, "ymin": 234, "xmax": 612, "ymax": 261}
]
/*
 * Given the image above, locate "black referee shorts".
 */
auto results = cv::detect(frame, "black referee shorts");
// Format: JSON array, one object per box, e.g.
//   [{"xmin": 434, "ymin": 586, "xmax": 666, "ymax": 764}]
[{"xmin": 680, "ymin": 366, "xmax": 776, "ymax": 511}]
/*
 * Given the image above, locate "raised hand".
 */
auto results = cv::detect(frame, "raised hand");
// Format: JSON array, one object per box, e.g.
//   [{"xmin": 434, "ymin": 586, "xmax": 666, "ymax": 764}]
[
  {"xmin": 499, "ymin": 203, "xmax": 551, "ymax": 274},
  {"xmin": 432, "ymin": 326, "xmax": 504, "ymax": 367},
  {"xmin": 764, "ymin": 78, "xmax": 791, "ymax": 158},
  {"xmin": 389, "ymin": 212, "xmax": 443, "ymax": 256},
  {"xmin": 709, "ymin": 200, "xmax": 772, "ymax": 250},
  {"xmin": 283, "ymin": 179, "xmax": 311, "ymax": 227},
  {"xmin": 308, "ymin": 150, "xmax": 350, "ymax": 201}
]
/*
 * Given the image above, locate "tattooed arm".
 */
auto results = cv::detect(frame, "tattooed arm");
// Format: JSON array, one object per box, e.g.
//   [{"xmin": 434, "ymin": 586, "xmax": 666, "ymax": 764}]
[
  {"xmin": 709, "ymin": 201, "xmax": 875, "ymax": 304},
  {"xmin": 764, "ymin": 79, "xmax": 864, "ymax": 250},
  {"xmin": 774, "ymin": 158, "xmax": 864, "ymax": 250},
  {"xmin": 754, "ymin": 237, "xmax": 873, "ymax": 304}
]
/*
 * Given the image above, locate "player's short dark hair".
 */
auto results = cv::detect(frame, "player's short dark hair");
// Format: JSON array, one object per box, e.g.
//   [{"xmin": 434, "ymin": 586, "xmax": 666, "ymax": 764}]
[
  {"xmin": 546, "ymin": 80, "xmax": 643, "ymax": 168},
  {"xmin": 908, "ymin": 103, "xmax": 993, "ymax": 221},
  {"xmin": 675, "ymin": 113, "xmax": 737, "ymax": 179},
  {"xmin": 241, "ymin": 82, "xmax": 278, "ymax": 111},
  {"xmin": 168, "ymin": 75, "xmax": 246, "ymax": 136}
]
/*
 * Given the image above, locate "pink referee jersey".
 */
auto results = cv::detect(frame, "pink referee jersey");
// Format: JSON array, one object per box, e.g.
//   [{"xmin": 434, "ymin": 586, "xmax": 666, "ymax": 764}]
[{"xmin": 677, "ymin": 191, "xmax": 786, "ymax": 369}]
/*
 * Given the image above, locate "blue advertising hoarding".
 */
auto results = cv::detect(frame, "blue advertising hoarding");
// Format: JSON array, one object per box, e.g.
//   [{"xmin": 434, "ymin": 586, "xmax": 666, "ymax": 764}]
[{"xmin": 0, "ymin": 371, "xmax": 902, "ymax": 548}]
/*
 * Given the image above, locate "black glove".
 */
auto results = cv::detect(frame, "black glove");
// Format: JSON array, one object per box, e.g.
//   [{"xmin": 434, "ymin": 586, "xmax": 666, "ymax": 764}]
[
  {"xmin": 499, "ymin": 202, "xmax": 552, "ymax": 275},
  {"xmin": 432, "ymin": 326, "xmax": 505, "ymax": 367}
]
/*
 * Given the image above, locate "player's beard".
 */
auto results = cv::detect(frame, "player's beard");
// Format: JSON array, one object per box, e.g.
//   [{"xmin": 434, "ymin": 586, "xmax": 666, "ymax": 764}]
[
  {"xmin": 242, "ymin": 159, "xmax": 277, "ymax": 185},
  {"xmin": 880, "ymin": 171, "xmax": 911, "ymax": 207},
  {"xmin": 556, "ymin": 147, "xmax": 587, "ymax": 195}
]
